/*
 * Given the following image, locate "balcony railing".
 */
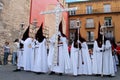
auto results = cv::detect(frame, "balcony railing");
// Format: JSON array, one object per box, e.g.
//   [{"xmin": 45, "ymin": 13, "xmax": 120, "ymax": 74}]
[
  {"xmin": 69, "ymin": 7, "xmax": 120, "ymax": 15},
  {"xmin": 104, "ymin": 22, "xmax": 114, "ymax": 28}
]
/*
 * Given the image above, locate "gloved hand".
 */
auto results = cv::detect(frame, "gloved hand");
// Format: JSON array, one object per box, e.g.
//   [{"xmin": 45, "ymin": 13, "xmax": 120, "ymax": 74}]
[{"xmin": 77, "ymin": 40, "xmax": 81, "ymax": 43}]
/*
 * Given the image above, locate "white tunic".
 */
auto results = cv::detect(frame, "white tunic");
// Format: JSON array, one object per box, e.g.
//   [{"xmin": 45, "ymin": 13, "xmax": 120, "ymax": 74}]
[
  {"xmin": 30, "ymin": 39, "xmax": 37, "ymax": 71},
  {"xmin": 71, "ymin": 42, "xmax": 92, "ymax": 76},
  {"xmin": 48, "ymin": 35, "xmax": 71, "ymax": 73},
  {"xmin": 17, "ymin": 48, "xmax": 24, "ymax": 68},
  {"xmin": 33, "ymin": 39, "xmax": 48, "ymax": 73},
  {"xmin": 103, "ymin": 40, "xmax": 115, "ymax": 76},
  {"xmin": 21, "ymin": 38, "xmax": 33, "ymax": 71},
  {"xmin": 92, "ymin": 41, "xmax": 104, "ymax": 74}
]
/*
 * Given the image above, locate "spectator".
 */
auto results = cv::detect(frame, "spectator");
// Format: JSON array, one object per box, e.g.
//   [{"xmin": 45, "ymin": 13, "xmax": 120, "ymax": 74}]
[
  {"xmin": 3, "ymin": 41, "xmax": 10, "ymax": 65},
  {"xmin": 116, "ymin": 42, "xmax": 120, "ymax": 67},
  {"xmin": 0, "ymin": 51, "xmax": 2, "ymax": 66},
  {"xmin": 89, "ymin": 49, "xmax": 93, "ymax": 60},
  {"xmin": 12, "ymin": 39, "xmax": 19, "ymax": 65}
]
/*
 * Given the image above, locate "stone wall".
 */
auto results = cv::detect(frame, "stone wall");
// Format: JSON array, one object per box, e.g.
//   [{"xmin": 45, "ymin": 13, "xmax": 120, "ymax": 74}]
[{"xmin": 0, "ymin": 0, "xmax": 30, "ymax": 49}]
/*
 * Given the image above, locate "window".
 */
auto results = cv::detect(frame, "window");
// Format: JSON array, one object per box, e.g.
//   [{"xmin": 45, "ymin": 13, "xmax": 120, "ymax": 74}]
[
  {"xmin": 104, "ymin": 17, "xmax": 112, "ymax": 27},
  {"xmin": 70, "ymin": 20, "xmax": 77, "ymax": 29},
  {"xmin": 86, "ymin": 5, "xmax": 92, "ymax": 14},
  {"xmin": 86, "ymin": 18, "xmax": 94, "ymax": 28},
  {"xmin": 104, "ymin": 4, "xmax": 111, "ymax": 13},
  {"xmin": 69, "ymin": 32, "xmax": 75, "ymax": 43},
  {"xmin": 69, "ymin": 10, "xmax": 76, "ymax": 15},
  {"xmin": 87, "ymin": 31, "xmax": 94, "ymax": 41},
  {"xmin": 105, "ymin": 30, "xmax": 114, "ymax": 39}
]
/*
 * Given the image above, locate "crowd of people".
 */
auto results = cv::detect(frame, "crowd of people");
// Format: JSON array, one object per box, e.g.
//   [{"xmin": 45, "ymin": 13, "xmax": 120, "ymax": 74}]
[{"xmin": 1, "ymin": 22, "xmax": 119, "ymax": 77}]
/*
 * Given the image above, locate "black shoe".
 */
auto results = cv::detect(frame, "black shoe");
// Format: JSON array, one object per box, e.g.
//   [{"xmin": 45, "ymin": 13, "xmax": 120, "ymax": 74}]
[
  {"xmin": 95, "ymin": 74, "xmax": 101, "ymax": 76},
  {"xmin": 49, "ymin": 71, "xmax": 55, "ymax": 75},
  {"xmin": 108, "ymin": 74, "xmax": 115, "ymax": 77},
  {"xmin": 59, "ymin": 73, "xmax": 63, "ymax": 76},
  {"xmin": 73, "ymin": 75, "xmax": 77, "ymax": 77},
  {"xmin": 35, "ymin": 72, "xmax": 42, "ymax": 75},
  {"xmin": 13, "ymin": 69, "xmax": 21, "ymax": 72}
]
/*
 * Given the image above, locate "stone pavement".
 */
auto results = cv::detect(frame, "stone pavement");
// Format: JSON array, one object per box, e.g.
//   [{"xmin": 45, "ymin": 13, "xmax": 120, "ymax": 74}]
[{"xmin": 0, "ymin": 64, "xmax": 120, "ymax": 80}]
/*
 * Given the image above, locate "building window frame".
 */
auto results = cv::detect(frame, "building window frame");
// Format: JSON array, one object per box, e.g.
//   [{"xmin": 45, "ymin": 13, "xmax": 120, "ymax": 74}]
[
  {"xmin": 104, "ymin": 4, "xmax": 111, "ymax": 13},
  {"xmin": 105, "ymin": 30, "xmax": 114, "ymax": 40},
  {"xmin": 86, "ymin": 5, "xmax": 93, "ymax": 14},
  {"xmin": 69, "ymin": 31, "xmax": 75, "ymax": 44},
  {"xmin": 87, "ymin": 31, "xmax": 94, "ymax": 42},
  {"xmin": 86, "ymin": 18, "xmax": 94, "ymax": 28},
  {"xmin": 70, "ymin": 19, "xmax": 77, "ymax": 29},
  {"xmin": 104, "ymin": 17, "xmax": 112, "ymax": 27},
  {"xmin": 69, "ymin": 10, "xmax": 76, "ymax": 15}
]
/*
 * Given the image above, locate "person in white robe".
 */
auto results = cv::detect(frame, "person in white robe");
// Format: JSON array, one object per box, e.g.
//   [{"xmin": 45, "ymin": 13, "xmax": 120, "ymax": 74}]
[
  {"xmin": 102, "ymin": 39, "xmax": 115, "ymax": 76},
  {"xmin": 32, "ymin": 23, "xmax": 48, "ymax": 74},
  {"xmin": 13, "ymin": 25, "xmax": 30, "ymax": 72},
  {"xmin": 92, "ymin": 23, "xmax": 105, "ymax": 75},
  {"xmin": 21, "ymin": 38, "xmax": 34, "ymax": 71},
  {"xmin": 92, "ymin": 39, "xmax": 104, "ymax": 75},
  {"xmin": 48, "ymin": 22, "xmax": 71, "ymax": 75},
  {"xmin": 92, "ymin": 23, "xmax": 115, "ymax": 76},
  {"xmin": 18, "ymin": 43, "xmax": 24, "ymax": 68},
  {"xmin": 71, "ymin": 29, "xmax": 92, "ymax": 76},
  {"xmin": 30, "ymin": 39, "xmax": 37, "ymax": 71},
  {"xmin": 20, "ymin": 26, "xmax": 36, "ymax": 71}
]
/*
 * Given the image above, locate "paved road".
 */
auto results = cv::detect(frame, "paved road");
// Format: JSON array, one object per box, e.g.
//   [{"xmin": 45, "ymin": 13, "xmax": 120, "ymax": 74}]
[{"xmin": 0, "ymin": 64, "xmax": 120, "ymax": 80}]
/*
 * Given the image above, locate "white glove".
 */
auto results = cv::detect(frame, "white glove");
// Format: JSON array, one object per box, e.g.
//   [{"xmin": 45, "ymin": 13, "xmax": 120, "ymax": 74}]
[{"xmin": 77, "ymin": 40, "xmax": 81, "ymax": 43}]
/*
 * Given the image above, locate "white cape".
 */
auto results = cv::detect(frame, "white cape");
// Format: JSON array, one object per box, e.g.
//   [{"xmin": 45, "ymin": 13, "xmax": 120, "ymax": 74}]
[
  {"xmin": 71, "ymin": 42, "xmax": 92, "ymax": 76},
  {"xmin": 103, "ymin": 40, "xmax": 115, "ymax": 75},
  {"xmin": 21, "ymin": 38, "xmax": 33, "ymax": 71},
  {"xmin": 33, "ymin": 39, "xmax": 48, "ymax": 73},
  {"xmin": 48, "ymin": 35, "xmax": 71, "ymax": 73}
]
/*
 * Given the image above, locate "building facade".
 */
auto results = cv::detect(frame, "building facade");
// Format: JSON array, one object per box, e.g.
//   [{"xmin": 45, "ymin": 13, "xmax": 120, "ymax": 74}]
[
  {"xmin": 0, "ymin": 0, "xmax": 30, "ymax": 48},
  {"xmin": 67, "ymin": 0, "xmax": 120, "ymax": 48},
  {"xmin": 30, "ymin": 0, "xmax": 68, "ymax": 39}
]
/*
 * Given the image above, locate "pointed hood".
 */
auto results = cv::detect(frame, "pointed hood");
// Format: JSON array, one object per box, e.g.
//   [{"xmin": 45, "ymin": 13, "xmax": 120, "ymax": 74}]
[
  {"xmin": 96, "ymin": 22, "xmax": 103, "ymax": 47},
  {"xmin": 20, "ymin": 25, "xmax": 29, "ymax": 49},
  {"xmin": 97, "ymin": 22, "xmax": 103, "ymax": 41},
  {"xmin": 74, "ymin": 28, "xmax": 86, "ymax": 43},
  {"xmin": 22, "ymin": 25, "xmax": 29, "ymax": 41},
  {"xmin": 58, "ymin": 21, "xmax": 66, "ymax": 37},
  {"xmin": 74, "ymin": 29, "xmax": 78, "ymax": 41},
  {"xmin": 35, "ymin": 23, "xmax": 45, "ymax": 42}
]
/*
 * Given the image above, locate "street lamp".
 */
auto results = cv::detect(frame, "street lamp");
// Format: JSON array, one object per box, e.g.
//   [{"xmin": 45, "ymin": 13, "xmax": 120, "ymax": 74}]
[
  {"xmin": 76, "ymin": 19, "xmax": 84, "ymax": 65},
  {"xmin": 76, "ymin": 19, "xmax": 81, "ymax": 38},
  {"xmin": 19, "ymin": 22, "xmax": 25, "ymax": 38},
  {"xmin": 76, "ymin": 19, "xmax": 81, "ymax": 28},
  {"xmin": 32, "ymin": 19, "xmax": 37, "ymax": 30},
  {"xmin": 20, "ymin": 22, "xmax": 24, "ymax": 30},
  {"xmin": 100, "ymin": 23, "xmax": 107, "ymax": 36}
]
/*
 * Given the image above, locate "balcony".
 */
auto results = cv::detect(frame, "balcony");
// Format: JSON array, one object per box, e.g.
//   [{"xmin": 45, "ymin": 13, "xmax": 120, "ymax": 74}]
[
  {"xmin": 69, "ymin": 26, "xmax": 78, "ymax": 29},
  {"xmin": 105, "ymin": 22, "xmax": 114, "ymax": 28},
  {"xmin": 92, "ymin": 7, "xmax": 120, "ymax": 14},
  {"xmin": 69, "ymin": 7, "xmax": 120, "ymax": 16}
]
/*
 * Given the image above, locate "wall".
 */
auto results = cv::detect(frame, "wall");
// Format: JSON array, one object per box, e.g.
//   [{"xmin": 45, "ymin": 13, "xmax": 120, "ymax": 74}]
[
  {"xmin": 0, "ymin": 0, "xmax": 30, "ymax": 48},
  {"xmin": 68, "ymin": 0, "xmax": 120, "ymax": 43}
]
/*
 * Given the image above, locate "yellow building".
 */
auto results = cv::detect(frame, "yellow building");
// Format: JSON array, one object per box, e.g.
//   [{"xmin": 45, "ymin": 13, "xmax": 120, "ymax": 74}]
[{"xmin": 67, "ymin": 0, "xmax": 120, "ymax": 48}]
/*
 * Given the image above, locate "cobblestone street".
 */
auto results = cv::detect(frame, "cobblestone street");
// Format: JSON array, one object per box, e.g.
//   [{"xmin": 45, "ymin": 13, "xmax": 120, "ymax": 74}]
[{"xmin": 0, "ymin": 64, "xmax": 120, "ymax": 80}]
